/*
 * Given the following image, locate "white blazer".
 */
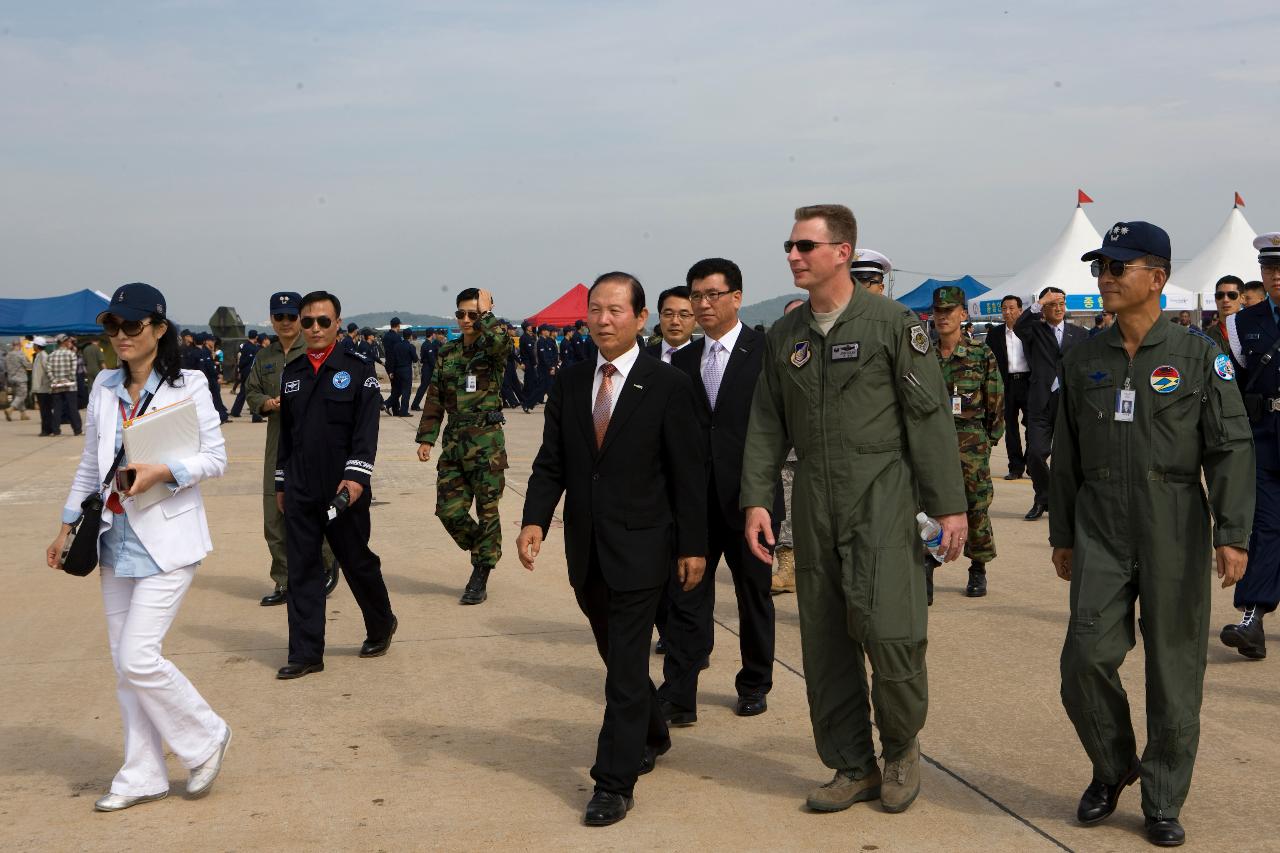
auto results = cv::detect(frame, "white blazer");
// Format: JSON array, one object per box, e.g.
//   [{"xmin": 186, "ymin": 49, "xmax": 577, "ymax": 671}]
[{"xmin": 63, "ymin": 368, "xmax": 228, "ymax": 572}]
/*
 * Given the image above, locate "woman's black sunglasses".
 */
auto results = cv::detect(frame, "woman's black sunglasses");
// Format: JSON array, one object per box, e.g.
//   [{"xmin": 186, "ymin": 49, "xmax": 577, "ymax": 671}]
[{"xmin": 100, "ymin": 317, "xmax": 153, "ymax": 337}]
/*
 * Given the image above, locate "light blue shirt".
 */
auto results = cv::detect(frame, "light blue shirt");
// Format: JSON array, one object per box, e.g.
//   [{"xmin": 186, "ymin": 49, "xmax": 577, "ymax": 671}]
[{"xmin": 62, "ymin": 370, "xmax": 191, "ymax": 577}]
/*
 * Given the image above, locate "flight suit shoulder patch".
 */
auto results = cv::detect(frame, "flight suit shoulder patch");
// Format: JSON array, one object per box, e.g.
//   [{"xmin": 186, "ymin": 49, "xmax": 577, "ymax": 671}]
[
  {"xmin": 909, "ymin": 324, "xmax": 930, "ymax": 354},
  {"xmin": 1214, "ymin": 352, "xmax": 1235, "ymax": 381}
]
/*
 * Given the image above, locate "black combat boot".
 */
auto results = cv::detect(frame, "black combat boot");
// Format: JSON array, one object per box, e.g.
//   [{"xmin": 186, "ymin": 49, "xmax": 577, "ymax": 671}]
[
  {"xmin": 964, "ymin": 562, "xmax": 987, "ymax": 598},
  {"xmin": 1220, "ymin": 605, "xmax": 1265, "ymax": 659},
  {"xmin": 460, "ymin": 565, "xmax": 492, "ymax": 605}
]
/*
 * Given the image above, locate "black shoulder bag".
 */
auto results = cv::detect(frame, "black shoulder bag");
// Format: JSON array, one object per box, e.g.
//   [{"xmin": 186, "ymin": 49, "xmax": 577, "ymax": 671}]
[{"xmin": 60, "ymin": 391, "xmax": 154, "ymax": 576}]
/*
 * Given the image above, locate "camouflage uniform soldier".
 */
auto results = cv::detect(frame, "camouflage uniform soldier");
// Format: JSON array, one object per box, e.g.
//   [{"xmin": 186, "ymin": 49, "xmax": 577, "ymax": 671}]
[
  {"xmin": 931, "ymin": 285, "xmax": 1004, "ymax": 599},
  {"xmin": 417, "ymin": 287, "xmax": 511, "ymax": 605}
]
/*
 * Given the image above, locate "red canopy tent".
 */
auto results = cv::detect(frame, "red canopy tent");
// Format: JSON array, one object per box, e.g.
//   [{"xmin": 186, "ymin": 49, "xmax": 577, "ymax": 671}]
[{"xmin": 525, "ymin": 283, "xmax": 588, "ymax": 328}]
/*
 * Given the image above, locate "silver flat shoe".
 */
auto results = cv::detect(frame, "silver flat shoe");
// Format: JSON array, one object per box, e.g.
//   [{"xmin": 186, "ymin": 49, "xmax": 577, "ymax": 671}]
[
  {"xmin": 186, "ymin": 725, "xmax": 232, "ymax": 798},
  {"xmin": 94, "ymin": 791, "xmax": 168, "ymax": 812}
]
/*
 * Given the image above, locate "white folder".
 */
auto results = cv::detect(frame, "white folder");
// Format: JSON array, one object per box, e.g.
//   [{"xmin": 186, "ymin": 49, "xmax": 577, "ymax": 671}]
[{"xmin": 122, "ymin": 397, "xmax": 201, "ymax": 510}]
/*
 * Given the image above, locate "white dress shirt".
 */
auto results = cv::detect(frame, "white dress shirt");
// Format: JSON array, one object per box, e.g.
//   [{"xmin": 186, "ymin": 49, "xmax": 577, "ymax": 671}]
[
  {"xmin": 1004, "ymin": 325, "xmax": 1029, "ymax": 373},
  {"xmin": 660, "ymin": 338, "xmax": 693, "ymax": 363},
  {"xmin": 592, "ymin": 343, "xmax": 641, "ymax": 420}
]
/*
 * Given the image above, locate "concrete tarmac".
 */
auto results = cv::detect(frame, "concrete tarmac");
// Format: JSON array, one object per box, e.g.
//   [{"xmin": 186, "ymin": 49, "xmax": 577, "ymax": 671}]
[{"xmin": 1, "ymin": 390, "xmax": 1275, "ymax": 852}]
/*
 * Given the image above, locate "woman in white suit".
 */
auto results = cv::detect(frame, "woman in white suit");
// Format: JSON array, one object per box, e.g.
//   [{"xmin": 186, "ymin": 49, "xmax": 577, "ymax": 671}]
[{"xmin": 45, "ymin": 282, "xmax": 232, "ymax": 812}]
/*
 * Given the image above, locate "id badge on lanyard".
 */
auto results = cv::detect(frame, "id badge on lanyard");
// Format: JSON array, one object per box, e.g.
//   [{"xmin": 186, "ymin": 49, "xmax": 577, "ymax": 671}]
[{"xmin": 1115, "ymin": 388, "xmax": 1135, "ymax": 422}]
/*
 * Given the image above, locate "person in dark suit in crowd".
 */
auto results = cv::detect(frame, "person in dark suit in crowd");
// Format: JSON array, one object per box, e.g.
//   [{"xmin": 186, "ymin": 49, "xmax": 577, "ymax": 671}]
[
  {"xmin": 382, "ymin": 318, "xmax": 404, "ymax": 415},
  {"xmin": 228, "ymin": 331, "xmax": 259, "ymax": 420},
  {"xmin": 517, "ymin": 272, "xmax": 707, "ymax": 827},
  {"xmin": 1014, "ymin": 286, "xmax": 1089, "ymax": 519},
  {"xmin": 411, "ymin": 329, "xmax": 441, "ymax": 412},
  {"xmin": 659, "ymin": 258, "xmax": 782, "ymax": 725},
  {"xmin": 393, "ymin": 331, "xmax": 418, "ymax": 416},
  {"xmin": 645, "ymin": 286, "xmax": 696, "ymax": 364},
  {"xmin": 984, "ymin": 295, "xmax": 1031, "ymax": 480}
]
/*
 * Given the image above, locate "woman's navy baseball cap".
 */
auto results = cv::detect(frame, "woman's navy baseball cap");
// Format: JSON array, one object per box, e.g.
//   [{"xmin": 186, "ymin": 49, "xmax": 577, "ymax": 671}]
[{"xmin": 97, "ymin": 282, "xmax": 167, "ymax": 323}]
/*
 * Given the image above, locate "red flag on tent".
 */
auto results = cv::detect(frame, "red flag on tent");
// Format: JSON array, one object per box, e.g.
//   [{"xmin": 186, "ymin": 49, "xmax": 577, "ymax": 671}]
[
  {"xmin": 1235, "ymin": 191, "xmax": 1246, "ymax": 208},
  {"xmin": 1077, "ymin": 189, "xmax": 1094, "ymax": 204}
]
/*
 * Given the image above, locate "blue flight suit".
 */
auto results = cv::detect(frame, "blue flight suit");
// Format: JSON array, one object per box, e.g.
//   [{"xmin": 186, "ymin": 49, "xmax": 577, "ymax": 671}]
[
  {"xmin": 412, "ymin": 338, "xmax": 441, "ymax": 410},
  {"xmin": 391, "ymin": 337, "xmax": 416, "ymax": 416},
  {"xmin": 528, "ymin": 335, "xmax": 559, "ymax": 408},
  {"xmin": 230, "ymin": 340, "xmax": 259, "ymax": 418},
  {"xmin": 518, "ymin": 332, "xmax": 539, "ymax": 409}
]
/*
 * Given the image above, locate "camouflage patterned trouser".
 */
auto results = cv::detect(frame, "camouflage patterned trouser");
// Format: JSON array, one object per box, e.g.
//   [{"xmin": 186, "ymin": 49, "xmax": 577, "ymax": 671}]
[
  {"xmin": 778, "ymin": 457, "xmax": 797, "ymax": 549},
  {"xmin": 436, "ymin": 426, "xmax": 507, "ymax": 569},
  {"xmin": 958, "ymin": 429, "xmax": 995, "ymax": 563}
]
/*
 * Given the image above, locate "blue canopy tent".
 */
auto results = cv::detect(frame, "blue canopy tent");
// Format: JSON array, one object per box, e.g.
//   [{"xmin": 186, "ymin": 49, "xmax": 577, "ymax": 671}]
[
  {"xmin": 0, "ymin": 289, "xmax": 111, "ymax": 335},
  {"xmin": 894, "ymin": 275, "xmax": 990, "ymax": 313}
]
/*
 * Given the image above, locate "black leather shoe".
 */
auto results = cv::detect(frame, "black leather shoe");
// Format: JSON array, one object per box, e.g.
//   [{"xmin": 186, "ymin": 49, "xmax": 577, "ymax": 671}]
[
  {"xmin": 1076, "ymin": 758, "xmax": 1139, "ymax": 825},
  {"xmin": 260, "ymin": 588, "xmax": 286, "ymax": 606},
  {"xmin": 659, "ymin": 699, "xmax": 697, "ymax": 727},
  {"xmin": 1144, "ymin": 816, "xmax": 1185, "ymax": 847},
  {"xmin": 734, "ymin": 694, "xmax": 767, "ymax": 717},
  {"xmin": 1024, "ymin": 503, "xmax": 1047, "ymax": 521},
  {"xmin": 964, "ymin": 566, "xmax": 987, "ymax": 598},
  {"xmin": 276, "ymin": 661, "xmax": 324, "ymax": 680},
  {"xmin": 460, "ymin": 566, "xmax": 491, "ymax": 605},
  {"xmin": 583, "ymin": 791, "xmax": 633, "ymax": 826},
  {"xmin": 323, "ymin": 559, "xmax": 340, "ymax": 597},
  {"xmin": 359, "ymin": 616, "xmax": 398, "ymax": 658},
  {"xmin": 638, "ymin": 740, "xmax": 672, "ymax": 776},
  {"xmin": 654, "ymin": 638, "xmax": 666, "ymax": 655},
  {"xmin": 1220, "ymin": 606, "xmax": 1266, "ymax": 659},
  {"xmin": 1003, "ymin": 472, "xmax": 1023, "ymax": 480}
]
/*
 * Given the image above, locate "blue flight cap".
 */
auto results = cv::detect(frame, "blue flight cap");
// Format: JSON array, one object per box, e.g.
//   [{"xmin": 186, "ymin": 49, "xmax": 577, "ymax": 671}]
[
  {"xmin": 98, "ymin": 282, "xmax": 167, "ymax": 323},
  {"xmin": 1082, "ymin": 221, "xmax": 1171, "ymax": 263},
  {"xmin": 269, "ymin": 292, "xmax": 302, "ymax": 316}
]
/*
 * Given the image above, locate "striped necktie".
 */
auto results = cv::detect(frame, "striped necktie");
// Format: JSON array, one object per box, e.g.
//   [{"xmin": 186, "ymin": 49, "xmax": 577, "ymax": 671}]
[{"xmin": 593, "ymin": 363, "xmax": 617, "ymax": 447}]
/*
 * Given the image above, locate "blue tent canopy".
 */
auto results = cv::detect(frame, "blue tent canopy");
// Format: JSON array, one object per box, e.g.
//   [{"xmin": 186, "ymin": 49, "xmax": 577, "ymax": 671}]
[
  {"xmin": 895, "ymin": 275, "xmax": 989, "ymax": 313},
  {"xmin": 0, "ymin": 289, "xmax": 111, "ymax": 335}
]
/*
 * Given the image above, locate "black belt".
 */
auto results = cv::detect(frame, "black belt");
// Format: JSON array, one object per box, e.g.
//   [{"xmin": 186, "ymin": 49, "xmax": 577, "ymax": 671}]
[
  {"xmin": 447, "ymin": 411, "xmax": 506, "ymax": 428},
  {"xmin": 1007, "ymin": 372, "xmax": 1029, "ymax": 379}
]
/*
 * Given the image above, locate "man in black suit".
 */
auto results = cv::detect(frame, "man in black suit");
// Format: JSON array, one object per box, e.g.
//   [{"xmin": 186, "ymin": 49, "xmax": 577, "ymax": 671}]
[
  {"xmin": 659, "ymin": 258, "xmax": 782, "ymax": 725},
  {"xmin": 984, "ymin": 295, "xmax": 1031, "ymax": 480},
  {"xmin": 645, "ymin": 285, "xmax": 696, "ymax": 363},
  {"xmin": 518, "ymin": 272, "xmax": 707, "ymax": 827},
  {"xmin": 1014, "ymin": 286, "xmax": 1089, "ymax": 519}
]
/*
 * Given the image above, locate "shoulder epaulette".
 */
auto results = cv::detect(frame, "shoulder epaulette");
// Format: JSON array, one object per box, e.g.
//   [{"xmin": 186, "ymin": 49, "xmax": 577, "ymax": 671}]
[
  {"xmin": 1186, "ymin": 325, "xmax": 1214, "ymax": 345},
  {"xmin": 347, "ymin": 348, "xmax": 370, "ymax": 362}
]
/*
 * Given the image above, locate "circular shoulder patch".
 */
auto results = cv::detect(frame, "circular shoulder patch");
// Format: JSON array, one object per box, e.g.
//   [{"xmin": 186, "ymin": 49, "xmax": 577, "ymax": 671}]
[
  {"xmin": 1149, "ymin": 365, "xmax": 1180, "ymax": 394},
  {"xmin": 332, "ymin": 370, "xmax": 351, "ymax": 389},
  {"xmin": 1214, "ymin": 352, "xmax": 1235, "ymax": 381}
]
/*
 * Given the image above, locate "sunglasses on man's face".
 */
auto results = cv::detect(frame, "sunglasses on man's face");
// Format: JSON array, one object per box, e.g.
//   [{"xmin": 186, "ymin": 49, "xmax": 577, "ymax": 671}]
[
  {"xmin": 784, "ymin": 240, "xmax": 844, "ymax": 253},
  {"xmin": 1215, "ymin": 291, "xmax": 1240, "ymax": 300},
  {"xmin": 1090, "ymin": 259, "xmax": 1162, "ymax": 278},
  {"xmin": 272, "ymin": 313, "xmax": 298, "ymax": 322},
  {"xmin": 852, "ymin": 273, "xmax": 885, "ymax": 285},
  {"xmin": 455, "ymin": 310, "xmax": 480, "ymax": 321},
  {"xmin": 299, "ymin": 315, "xmax": 334, "ymax": 329},
  {"xmin": 100, "ymin": 317, "xmax": 152, "ymax": 337}
]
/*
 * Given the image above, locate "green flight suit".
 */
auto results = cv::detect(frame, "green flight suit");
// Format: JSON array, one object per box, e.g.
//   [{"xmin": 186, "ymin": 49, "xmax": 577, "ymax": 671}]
[
  {"xmin": 416, "ymin": 312, "xmax": 512, "ymax": 570},
  {"xmin": 740, "ymin": 289, "xmax": 967, "ymax": 775},
  {"xmin": 937, "ymin": 339, "xmax": 1004, "ymax": 563},
  {"xmin": 245, "ymin": 336, "xmax": 336, "ymax": 589},
  {"xmin": 1051, "ymin": 317, "xmax": 1255, "ymax": 820}
]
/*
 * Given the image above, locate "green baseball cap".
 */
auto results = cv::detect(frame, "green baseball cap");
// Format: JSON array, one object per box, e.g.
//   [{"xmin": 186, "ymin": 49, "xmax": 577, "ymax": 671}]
[{"xmin": 931, "ymin": 285, "xmax": 966, "ymax": 310}]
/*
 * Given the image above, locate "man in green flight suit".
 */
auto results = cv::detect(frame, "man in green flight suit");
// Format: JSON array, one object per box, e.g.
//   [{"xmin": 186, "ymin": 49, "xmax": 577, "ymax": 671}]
[
  {"xmin": 1051, "ymin": 221, "xmax": 1254, "ymax": 848},
  {"xmin": 416, "ymin": 287, "xmax": 511, "ymax": 605},
  {"xmin": 741, "ymin": 204, "xmax": 969, "ymax": 816},
  {"xmin": 246, "ymin": 291, "xmax": 338, "ymax": 606},
  {"xmin": 931, "ymin": 285, "xmax": 1004, "ymax": 600}
]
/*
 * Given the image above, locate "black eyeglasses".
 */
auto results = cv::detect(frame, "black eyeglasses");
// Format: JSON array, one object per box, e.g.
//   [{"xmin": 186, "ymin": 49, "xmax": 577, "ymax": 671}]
[
  {"xmin": 1090, "ymin": 259, "xmax": 1162, "ymax": 278},
  {"xmin": 784, "ymin": 240, "xmax": 844, "ymax": 253},
  {"xmin": 101, "ymin": 317, "xmax": 152, "ymax": 337},
  {"xmin": 689, "ymin": 290, "xmax": 733, "ymax": 305},
  {"xmin": 660, "ymin": 310, "xmax": 695, "ymax": 320},
  {"xmin": 1215, "ymin": 291, "xmax": 1240, "ymax": 300},
  {"xmin": 272, "ymin": 313, "xmax": 298, "ymax": 322},
  {"xmin": 455, "ymin": 310, "xmax": 480, "ymax": 321},
  {"xmin": 299, "ymin": 315, "xmax": 334, "ymax": 329}
]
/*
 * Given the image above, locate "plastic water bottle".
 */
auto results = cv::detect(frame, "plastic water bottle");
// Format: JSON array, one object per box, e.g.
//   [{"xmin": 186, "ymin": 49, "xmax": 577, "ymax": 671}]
[{"xmin": 917, "ymin": 512, "xmax": 946, "ymax": 561}]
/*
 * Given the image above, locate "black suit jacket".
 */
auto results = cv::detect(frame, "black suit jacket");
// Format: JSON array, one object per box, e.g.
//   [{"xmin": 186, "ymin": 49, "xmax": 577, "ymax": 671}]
[
  {"xmin": 1013, "ymin": 309, "xmax": 1089, "ymax": 413},
  {"xmin": 670, "ymin": 326, "xmax": 784, "ymax": 531},
  {"xmin": 522, "ymin": 353, "xmax": 707, "ymax": 591}
]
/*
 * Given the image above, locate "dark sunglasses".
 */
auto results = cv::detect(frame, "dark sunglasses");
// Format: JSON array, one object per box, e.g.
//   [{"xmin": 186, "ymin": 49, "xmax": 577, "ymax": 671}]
[
  {"xmin": 784, "ymin": 240, "xmax": 843, "ymax": 253},
  {"xmin": 1090, "ymin": 259, "xmax": 1162, "ymax": 278},
  {"xmin": 852, "ymin": 272, "xmax": 885, "ymax": 284},
  {"xmin": 1215, "ymin": 291, "xmax": 1240, "ymax": 300},
  {"xmin": 272, "ymin": 312, "xmax": 298, "ymax": 322},
  {"xmin": 299, "ymin": 315, "xmax": 334, "ymax": 329},
  {"xmin": 101, "ymin": 317, "xmax": 152, "ymax": 337},
  {"xmin": 455, "ymin": 310, "xmax": 480, "ymax": 321}
]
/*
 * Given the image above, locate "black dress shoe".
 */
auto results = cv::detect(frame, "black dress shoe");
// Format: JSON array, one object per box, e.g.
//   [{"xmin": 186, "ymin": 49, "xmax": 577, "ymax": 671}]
[
  {"xmin": 260, "ymin": 588, "xmax": 286, "ymax": 606},
  {"xmin": 1076, "ymin": 758, "xmax": 1139, "ymax": 825},
  {"xmin": 460, "ymin": 566, "xmax": 491, "ymax": 605},
  {"xmin": 638, "ymin": 740, "xmax": 672, "ymax": 776},
  {"xmin": 583, "ymin": 790, "xmax": 633, "ymax": 826},
  {"xmin": 659, "ymin": 699, "xmax": 697, "ymax": 727},
  {"xmin": 1145, "ymin": 816, "xmax": 1185, "ymax": 847},
  {"xmin": 276, "ymin": 661, "xmax": 324, "ymax": 680},
  {"xmin": 964, "ymin": 565, "xmax": 987, "ymax": 598},
  {"xmin": 1003, "ymin": 472, "xmax": 1023, "ymax": 480},
  {"xmin": 1024, "ymin": 503, "xmax": 1047, "ymax": 521},
  {"xmin": 734, "ymin": 694, "xmax": 767, "ymax": 717},
  {"xmin": 654, "ymin": 638, "xmax": 666, "ymax": 655},
  {"xmin": 359, "ymin": 616, "xmax": 398, "ymax": 658}
]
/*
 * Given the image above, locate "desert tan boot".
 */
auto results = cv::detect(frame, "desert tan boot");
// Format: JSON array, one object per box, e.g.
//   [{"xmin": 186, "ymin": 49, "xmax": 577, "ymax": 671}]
[
  {"xmin": 805, "ymin": 767, "xmax": 882, "ymax": 812},
  {"xmin": 771, "ymin": 547, "xmax": 796, "ymax": 595},
  {"xmin": 881, "ymin": 739, "xmax": 921, "ymax": 813}
]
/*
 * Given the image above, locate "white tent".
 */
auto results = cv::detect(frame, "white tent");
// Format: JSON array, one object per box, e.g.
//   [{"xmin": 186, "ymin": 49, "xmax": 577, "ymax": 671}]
[{"xmin": 1167, "ymin": 206, "xmax": 1259, "ymax": 309}]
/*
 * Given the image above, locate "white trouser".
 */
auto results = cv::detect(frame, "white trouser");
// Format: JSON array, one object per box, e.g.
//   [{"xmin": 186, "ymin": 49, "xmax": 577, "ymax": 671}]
[{"xmin": 100, "ymin": 565, "xmax": 227, "ymax": 796}]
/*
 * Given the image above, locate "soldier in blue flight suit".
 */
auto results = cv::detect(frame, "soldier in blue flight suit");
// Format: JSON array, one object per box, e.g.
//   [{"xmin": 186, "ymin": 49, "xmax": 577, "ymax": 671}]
[
  {"xmin": 411, "ymin": 329, "xmax": 442, "ymax": 412},
  {"xmin": 518, "ymin": 321, "xmax": 539, "ymax": 413},
  {"xmin": 194, "ymin": 332, "xmax": 230, "ymax": 423},
  {"xmin": 229, "ymin": 331, "xmax": 260, "ymax": 420},
  {"xmin": 529, "ymin": 324, "xmax": 560, "ymax": 409},
  {"xmin": 393, "ymin": 331, "xmax": 418, "ymax": 417},
  {"xmin": 500, "ymin": 322, "xmax": 523, "ymax": 408},
  {"xmin": 559, "ymin": 325, "xmax": 580, "ymax": 367},
  {"xmin": 573, "ymin": 320, "xmax": 595, "ymax": 363},
  {"xmin": 1222, "ymin": 230, "xmax": 1280, "ymax": 659}
]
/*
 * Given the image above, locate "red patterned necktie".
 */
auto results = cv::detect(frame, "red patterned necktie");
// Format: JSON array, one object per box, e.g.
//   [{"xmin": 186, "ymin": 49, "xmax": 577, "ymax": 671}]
[{"xmin": 593, "ymin": 363, "xmax": 617, "ymax": 448}]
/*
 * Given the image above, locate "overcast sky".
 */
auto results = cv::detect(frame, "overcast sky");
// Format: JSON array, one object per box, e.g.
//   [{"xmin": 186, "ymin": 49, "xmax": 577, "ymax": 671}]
[{"xmin": 2, "ymin": 1, "xmax": 1277, "ymax": 323}]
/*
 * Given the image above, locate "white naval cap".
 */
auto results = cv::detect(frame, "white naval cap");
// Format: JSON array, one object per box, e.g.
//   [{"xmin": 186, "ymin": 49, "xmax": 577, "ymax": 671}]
[
  {"xmin": 850, "ymin": 248, "xmax": 892, "ymax": 275},
  {"xmin": 1255, "ymin": 232, "xmax": 1280, "ymax": 265}
]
